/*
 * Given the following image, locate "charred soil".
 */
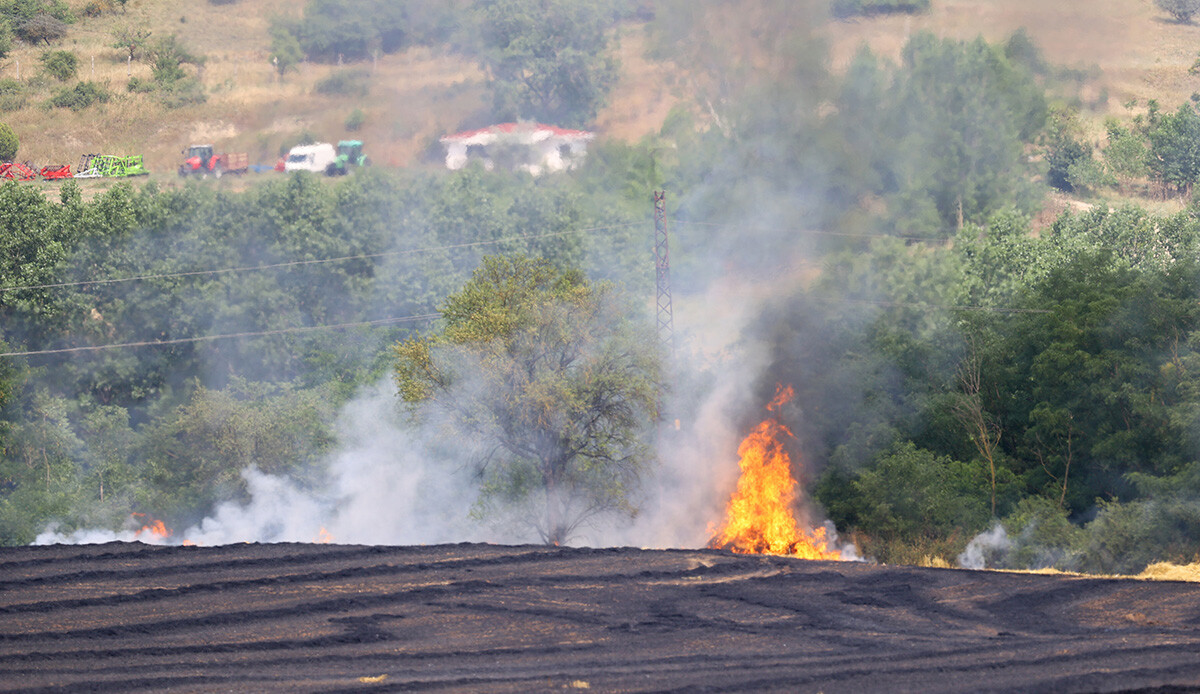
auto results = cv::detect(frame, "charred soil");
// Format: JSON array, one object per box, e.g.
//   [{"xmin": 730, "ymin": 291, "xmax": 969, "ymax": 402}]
[{"xmin": 2, "ymin": 542, "xmax": 1200, "ymax": 693}]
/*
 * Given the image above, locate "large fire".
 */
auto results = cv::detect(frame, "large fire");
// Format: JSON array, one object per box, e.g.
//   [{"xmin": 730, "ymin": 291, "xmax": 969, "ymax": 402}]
[{"xmin": 708, "ymin": 384, "xmax": 842, "ymax": 560}]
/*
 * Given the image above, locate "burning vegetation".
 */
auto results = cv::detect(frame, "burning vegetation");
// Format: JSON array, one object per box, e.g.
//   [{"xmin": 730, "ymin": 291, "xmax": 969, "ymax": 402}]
[{"xmin": 708, "ymin": 385, "xmax": 843, "ymax": 560}]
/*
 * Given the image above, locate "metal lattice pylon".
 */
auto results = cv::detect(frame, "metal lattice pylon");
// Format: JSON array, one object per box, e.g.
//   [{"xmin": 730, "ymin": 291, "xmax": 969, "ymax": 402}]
[{"xmin": 653, "ymin": 191, "xmax": 674, "ymax": 355}]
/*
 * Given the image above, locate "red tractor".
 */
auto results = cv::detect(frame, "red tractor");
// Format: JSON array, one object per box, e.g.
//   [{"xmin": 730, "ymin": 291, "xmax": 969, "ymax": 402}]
[{"xmin": 178, "ymin": 144, "xmax": 248, "ymax": 178}]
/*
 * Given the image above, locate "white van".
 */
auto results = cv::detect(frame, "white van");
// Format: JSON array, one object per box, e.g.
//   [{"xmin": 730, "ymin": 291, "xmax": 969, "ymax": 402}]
[{"xmin": 284, "ymin": 143, "xmax": 337, "ymax": 173}]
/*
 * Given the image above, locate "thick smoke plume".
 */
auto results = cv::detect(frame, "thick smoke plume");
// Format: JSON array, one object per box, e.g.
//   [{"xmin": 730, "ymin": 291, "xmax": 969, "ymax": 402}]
[
  {"xmin": 37, "ymin": 382, "xmax": 504, "ymax": 546},
  {"xmin": 36, "ymin": 268, "xmax": 857, "ymax": 554}
]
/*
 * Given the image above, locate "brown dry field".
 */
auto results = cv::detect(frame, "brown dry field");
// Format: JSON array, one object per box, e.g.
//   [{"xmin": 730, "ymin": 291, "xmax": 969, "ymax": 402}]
[
  {"xmin": 825, "ymin": 0, "xmax": 1199, "ymax": 115},
  {"xmin": 4, "ymin": 542, "xmax": 1200, "ymax": 693},
  {"xmin": 5, "ymin": 0, "xmax": 1196, "ymax": 181}
]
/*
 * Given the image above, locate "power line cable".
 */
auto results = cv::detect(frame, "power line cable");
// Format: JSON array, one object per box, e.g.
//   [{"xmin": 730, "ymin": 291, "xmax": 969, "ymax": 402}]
[
  {"xmin": 0, "ymin": 216, "xmax": 1055, "ymax": 359},
  {"xmin": 828, "ymin": 298, "xmax": 1051, "ymax": 314},
  {"xmin": 0, "ymin": 223, "xmax": 643, "ymax": 294},
  {"xmin": 0, "ymin": 294, "xmax": 1050, "ymax": 359},
  {"xmin": 0, "ymin": 314, "xmax": 441, "ymax": 358},
  {"xmin": 672, "ymin": 219, "xmax": 943, "ymax": 243}
]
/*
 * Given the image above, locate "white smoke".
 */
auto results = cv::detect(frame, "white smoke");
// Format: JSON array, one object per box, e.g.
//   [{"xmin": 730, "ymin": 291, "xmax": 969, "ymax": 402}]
[
  {"xmin": 36, "ymin": 269, "xmax": 857, "ymax": 554},
  {"xmin": 36, "ymin": 381, "xmax": 508, "ymax": 547},
  {"xmin": 957, "ymin": 522, "xmax": 1013, "ymax": 569}
]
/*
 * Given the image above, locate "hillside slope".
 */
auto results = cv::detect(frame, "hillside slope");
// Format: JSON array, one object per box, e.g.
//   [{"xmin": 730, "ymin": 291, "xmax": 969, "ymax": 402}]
[{"xmin": 1, "ymin": 1, "xmax": 1191, "ymax": 180}]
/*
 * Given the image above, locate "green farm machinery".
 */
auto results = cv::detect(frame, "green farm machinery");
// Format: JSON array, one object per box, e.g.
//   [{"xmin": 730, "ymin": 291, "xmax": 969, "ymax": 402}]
[
  {"xmin": 76, "ymin": 153, "xmax": 149, "ymax": 178},
  {"xmin": 325, "ymin": 140, "xmax": 368, "ymax": 175}
]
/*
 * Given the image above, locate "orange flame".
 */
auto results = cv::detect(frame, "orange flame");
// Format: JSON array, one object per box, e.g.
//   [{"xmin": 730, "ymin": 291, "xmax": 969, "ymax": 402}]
[
  {"xmin": 708, "ymin": 384, "xmax": 842, "ymax": 560},
  {"xmin": 314, "ymin": 527, "xmax": 334, "ymax": 544},
  {"xmin": 131, "ymin": 513, "xmax": 172, "ymax": 542}
]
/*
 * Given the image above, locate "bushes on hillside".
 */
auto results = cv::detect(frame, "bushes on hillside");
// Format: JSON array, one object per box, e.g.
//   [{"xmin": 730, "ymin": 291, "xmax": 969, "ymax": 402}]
[
  {"xmin": 314, "ymin": 68, "xmax": 369, "ymax": 97},
  {"xmin": 127, "ymin": 34, "xmax": 207, "ymax": 109},
  {"xmin": 271, "ymin": 0, "xmax": 462, "ymax": 65},
  {"xmin": 40, "ymin": 49, "xmax": 76, "ymax": 81},
  {"xmin": 1147, "ymin": 101, "xmax": 1200, "ymax": 196},
  {"xmin": 48, "ymin": 81, "xmax": 109, "ymax": 111},
  {"xmin": 832, "ymin": 0, "xmax": 930, "ymax": 19},
  {"xmin": 0, "ymin": 0, "xmax": 73, "ymax": 23},
  {"xmin": 0, "ymin": 79, "xmax": 24, "ymax": 111}
]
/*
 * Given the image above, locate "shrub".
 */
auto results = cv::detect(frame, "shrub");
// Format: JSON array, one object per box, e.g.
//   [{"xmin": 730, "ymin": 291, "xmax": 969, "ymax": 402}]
[
  {"xmin": 82, "ymin": 1, "xmax": 108, "ymax": 17},
  {"xmin": 40, "ymin": 49, "xmax": 76, "ymax": 81},
  {"xmin": 273, "ymin": 0, "xmax": 447, "ymax": 64},
  {"xmin": 344, "ymin": 108, "xmax": 365, "ymax": 132},
  {"xmin": 155, "ymin": 77, "xmax": 206, "ymax": 108},
  {"xmin": 831, "ymin": 0, "xmax": 930, "ymax": 19},
  {"xmin": 0, "ymin": 19, "xmax": 12, "ymax": 59},
  {"xmin": 146, "ymin": 34, "xmax": 203, "ymax": 85},
  {"xmin": 0, "ymin": 78, "xmax": 23, "ymax": 111},
  {"xmin": 1046, "ymin": 136, "xmax": 1090, "ymax": 192},
  {"xmin": 0, "ymin": 121, "xmax": 17, "ymax": 160},
  {"xmin": 315, "ymin": 68, "xmax": 369, "ymax": 97},
  {"xmin": 0, "ymin": 0, "xmax": 74, "ymax": 22},
  {"xmin": 845, "ymin": 442, "xmax": 992, "ymax": 562},
  {"xmin": 126, "ymin": 76, "xmax": 153, "ymax": 93},
  {"xmin": 48, "ymin": 81, "xmax": 109, "ymax": 111},
  {"xmin": 1156, "ymin": 0, "xmax": 1200, "ymax": 23}
]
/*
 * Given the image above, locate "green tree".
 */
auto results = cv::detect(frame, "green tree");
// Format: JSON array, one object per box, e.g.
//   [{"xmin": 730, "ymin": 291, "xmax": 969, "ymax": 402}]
[
  {"xmin": 982, "ymin": 248, "xmax": 1200, "ymax": 513},
  {"xmin": 0, "ymin": 121, "xmax": 17, "ymax": 160},
  {"xmin": 886, "ymin": 32, "xmax": 1047, "ymax": 233},
  {"xmin": 394, "ymin": 255, "xmax": 661, "ymax": 544},
  {"xmin": 268, "ymin": 25, "xmax": 302, "ymax": 79},
  {"xmin": 146, "ymin": 34, "xmax": 203, "ymax": 83},
  {"xmin": 474, "ymin": 0, "xmax": 618, "ymax": 126},
  {"xmin": 0, "ymin": 390, "xmax": 85, "ymax": 545},
  {"xmin": 136, "ymin": 381, "xmax": 336, "ymax": 520},
  {"xmin": 277, "ymin": 0, "xmax": 419, "ymax": 63},
  {"xmin": 1043, "ymin": 107, "xmax": 1095, "ymax": 193},
  {"xmin": 1146, "ymin": 101, "xmax": 1200, "ymax": 197},
  {"xmin": 0, "ymin": 20, "xmax": 14, "ymax": 59},
  {"xmin": 845, "ymin": 442, "xmax": 992, "ymax": 562},
  {"xmin": 1102, "ymin": 119, "xmax": 1148, "ymax": 193}
]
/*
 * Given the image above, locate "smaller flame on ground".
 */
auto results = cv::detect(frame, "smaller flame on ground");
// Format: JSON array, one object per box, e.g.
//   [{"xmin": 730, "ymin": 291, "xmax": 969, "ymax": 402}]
[
  {"xmin": 315, "ymin": 527, "xmax": 334, "ymax": 544},
  {"xmin": 132, "ymin": 512, "xmax": 172, "ymax": 542},
  {"xmin": 708, "ymin": 384, "xmax": 842, "ymax": 560}
]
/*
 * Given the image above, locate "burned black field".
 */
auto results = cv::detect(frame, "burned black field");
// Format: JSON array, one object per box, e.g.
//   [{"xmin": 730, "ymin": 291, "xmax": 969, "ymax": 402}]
[{"xmin": 2, "ymin": 542, "xmax": 1200, "ymax": 693}]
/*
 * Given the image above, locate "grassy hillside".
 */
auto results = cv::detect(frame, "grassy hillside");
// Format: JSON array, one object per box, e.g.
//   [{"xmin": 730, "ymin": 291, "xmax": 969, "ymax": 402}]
[
  {"xmin": 825, "ymin": 0, "xmax": 1199, "ymax": 118},
  {"xmin": 0, "ymin": 0, "xmax": 1193, "ymax": 181}
]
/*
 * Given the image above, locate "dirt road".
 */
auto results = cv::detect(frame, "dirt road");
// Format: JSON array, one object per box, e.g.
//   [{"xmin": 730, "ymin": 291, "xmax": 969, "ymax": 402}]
[{"xmin": 2, "ymin": 542, "xmax": 1199, "ymax": 692}]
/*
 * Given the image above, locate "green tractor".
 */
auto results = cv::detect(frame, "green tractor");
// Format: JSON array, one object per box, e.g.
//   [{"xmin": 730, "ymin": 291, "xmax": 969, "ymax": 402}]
[{"xmin": 325, "ymin": 140, "xmax": 368, "ymax": 176}]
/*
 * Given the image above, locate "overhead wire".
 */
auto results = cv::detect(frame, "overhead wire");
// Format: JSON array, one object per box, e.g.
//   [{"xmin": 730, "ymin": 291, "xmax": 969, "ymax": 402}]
[
  {"xmin": 0, "ymin": 223, "xmax": 644, "ymax": 294},
  {"xmin": 0, "ymin": 314, "xmax": 441, "ymax": 358},
  {"xmin": 0, "ymin": 215, "xmax": 1057, "ymax": 359}
]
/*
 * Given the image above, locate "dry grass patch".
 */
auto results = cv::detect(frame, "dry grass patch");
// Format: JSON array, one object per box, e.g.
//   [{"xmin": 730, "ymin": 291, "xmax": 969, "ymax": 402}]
[{"xmin": 1138, "ymin": 562, "xmax": 1200, "ymax": 582}]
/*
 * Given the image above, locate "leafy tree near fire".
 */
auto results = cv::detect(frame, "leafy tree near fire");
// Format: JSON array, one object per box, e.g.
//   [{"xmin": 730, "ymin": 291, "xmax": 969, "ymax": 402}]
[
  {"xmin": 473, "ymin": 0, "xmax": 619, "ymax": 126},
  {"xmin": 394, "ymin": 255, "xmax": 661, "ymax": 544}
]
